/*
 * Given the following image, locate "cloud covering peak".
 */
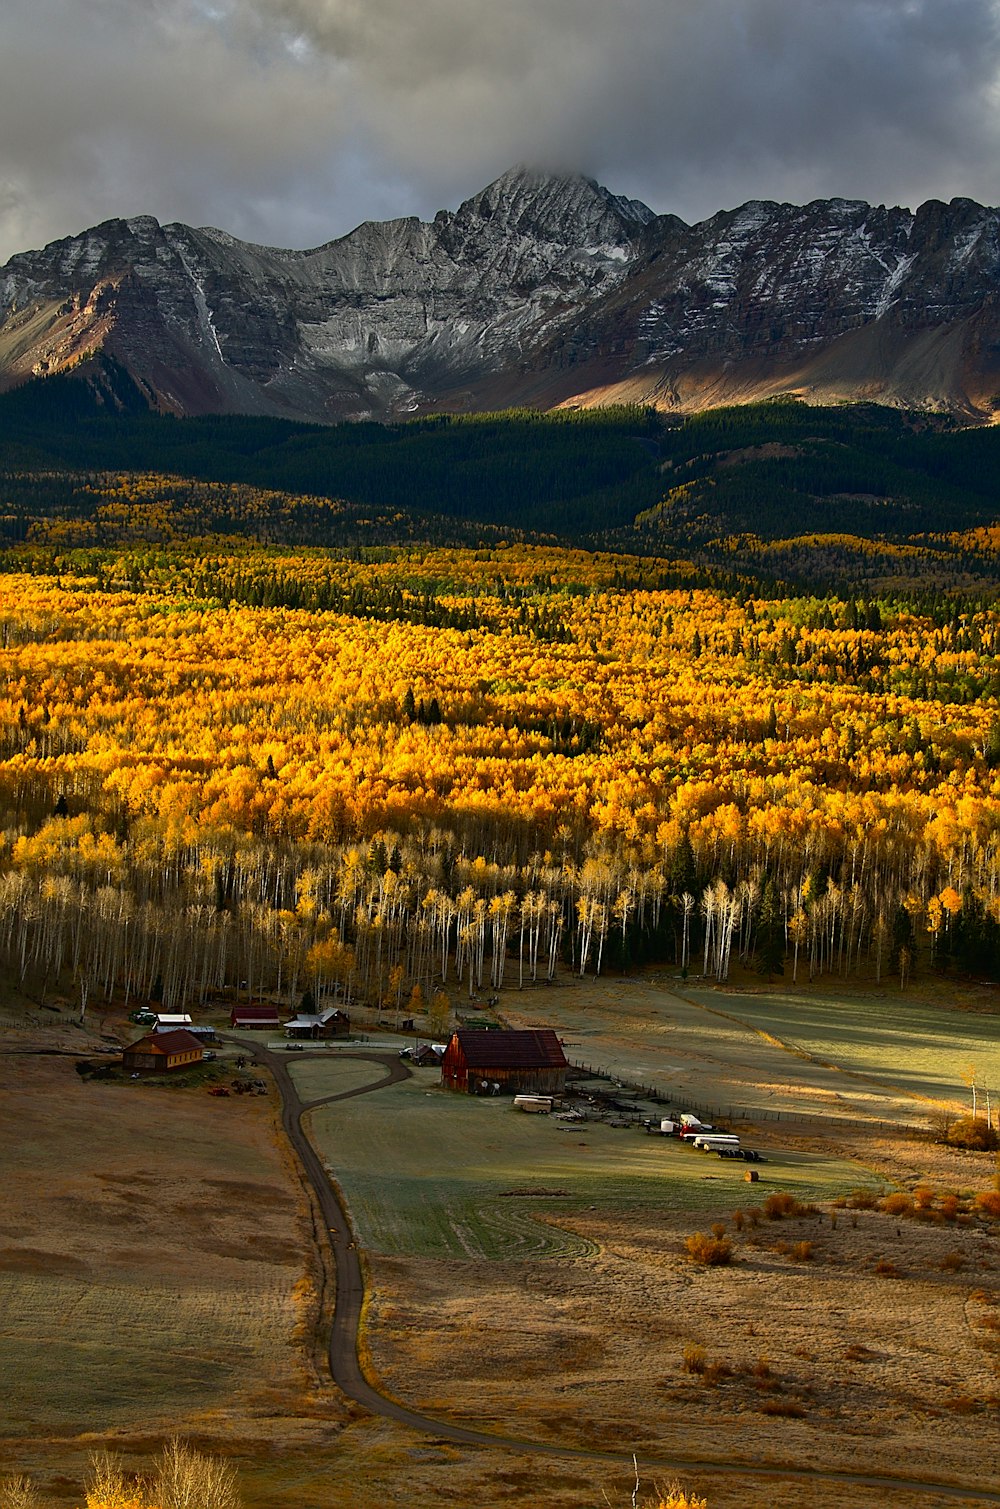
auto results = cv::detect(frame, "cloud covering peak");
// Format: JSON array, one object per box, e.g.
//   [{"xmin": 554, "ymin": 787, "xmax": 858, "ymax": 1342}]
[{"xmin": 3, "ymin": 0, "xmax": 1000, "ymax": 263}]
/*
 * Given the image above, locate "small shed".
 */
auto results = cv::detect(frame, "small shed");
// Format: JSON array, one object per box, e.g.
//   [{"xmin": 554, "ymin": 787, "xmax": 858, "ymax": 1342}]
[
  {"xmin": 230, "ymin": 1004, "xmax": 282, "ymax": 1030},
  {"xmin": 122, "ymin": 1029, "xmax": 204, "ymax": 1073},
  {"xmin": 153, "ymin": 1013, "xmax": 193, "ymax": 1029},
  {"xmin": 441, "ymin": 1029, "xmax": 568, "ymax": 1095},
  {"xmin": 283, "ymin": 1007, "xmax": 350, "ymax": 1040}
]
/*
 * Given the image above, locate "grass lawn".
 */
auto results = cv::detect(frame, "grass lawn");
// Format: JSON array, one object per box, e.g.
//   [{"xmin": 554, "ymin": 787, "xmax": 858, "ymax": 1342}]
[
  {"xmin": 304, "ymin": 1067, "xmax": 880, "ymax": 1260},
  {"xmin": 287, "ymin": 1054, "xmax": 386, "ymax": 1103}
]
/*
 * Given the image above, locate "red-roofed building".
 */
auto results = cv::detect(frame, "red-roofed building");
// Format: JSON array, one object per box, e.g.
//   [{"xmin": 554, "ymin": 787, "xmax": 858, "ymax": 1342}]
[
  {"xmin": 441, "ymin": 1029, "xmax": 568, "ymax": 1095},
  {"xmin": 122, "ymin": 1029, "xmax": 204, "ymax": 1073},
  {"xmin": 230, "ymin": 1004, "xmax": 282, "ymax": 1030}
]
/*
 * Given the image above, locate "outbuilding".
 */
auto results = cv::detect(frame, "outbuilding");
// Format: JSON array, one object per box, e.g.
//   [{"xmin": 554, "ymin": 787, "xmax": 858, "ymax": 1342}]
[
  {"xmin": 441, "ymin": 1029, "xmax": 568, "ymax": 1095},
  {"xmin": 230, "ymin": 1004, "xmax": 282, "ymax": 1030},
  {"xmin": 122, "ymin": 1029, "xmax": 204, "ymax": 1073}
]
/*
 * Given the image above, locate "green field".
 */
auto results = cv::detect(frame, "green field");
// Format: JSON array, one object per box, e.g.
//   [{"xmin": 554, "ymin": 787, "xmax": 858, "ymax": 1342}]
[
  {"xmin": 287, "ymin": 1054, "xmax": 387, "ymax": 1104},
  {"xmin": 506, "ymin": 978, "xmax": 1000, "ymax": 1123},
  {"xmin": 683, "ymin": 986, "xmax": 1000, "ymax": 1109},
  {"xmin": 302, "ymin": 1064, "xmax": 881, "ymax": 1260}
]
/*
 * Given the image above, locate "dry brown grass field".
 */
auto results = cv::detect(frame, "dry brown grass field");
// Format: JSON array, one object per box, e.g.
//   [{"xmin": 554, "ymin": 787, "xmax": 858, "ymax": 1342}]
[{"xmin": 2, "ymin": 980, "xmax": 999, "ymax": 1509}]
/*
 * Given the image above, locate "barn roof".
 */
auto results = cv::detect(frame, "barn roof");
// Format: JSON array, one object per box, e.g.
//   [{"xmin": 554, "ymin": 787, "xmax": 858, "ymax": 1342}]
[
  {"xmin": 125, "ymin": 1029, "xmax": 203, "ymax": 1056},
  {"xmin": 452, "ymin": 1029, "xmax": 568, "ymax": 1070},
  {"xmin": 232, "ymin": 1005, "xmax": 281, "ymax": 1021}
]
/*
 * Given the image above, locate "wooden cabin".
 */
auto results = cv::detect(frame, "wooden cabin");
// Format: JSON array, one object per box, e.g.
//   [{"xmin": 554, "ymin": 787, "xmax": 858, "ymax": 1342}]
[
  {"xmin": 122, "ymin": 1029, "xmax": 204, "ymax": 1073},
  {"xmin": 283, "ymin": 1007, "xmax": 350, "ymax": 1039},
  {"xmin": 441, "ymin": 1029, "xmax": 568, "ymax": 1095}
]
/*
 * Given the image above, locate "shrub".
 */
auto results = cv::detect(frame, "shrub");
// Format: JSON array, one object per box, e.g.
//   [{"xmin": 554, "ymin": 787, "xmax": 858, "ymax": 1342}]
[
  {"xmin": 914, "ymin": 1185, "xmax": 936, "ymax": 1209},
  {"xmin": 154, "ymin": 1440, "xmax": 240, "ymax": 1509},
  {"xmin": 880, "ymin": 1192, "xmax": 914, "ymax": 1217},
  {"xmin": 84, "ymin": 1452, "xmax": 146, "ymax": 1509},
  {"xmin": 944, "ymin": 1117, "xmax": 1000, "ymax": 1152},
  {"xmin": 682, "ymin": 1344, "xmax": 707, "ymax": 1374},
  {"xmin": 763, "ymin": 1192, "xmax": 799, "ymax": 1219},
  {"xmin": 731, "ymin": 1208, "xmax": 745, "ymax": 1231},
  {"xmin": 0, "ymin": 1477, "xmax": 40, "ymax": 1509},
  {"xmin": 789, "ymin": 1240, "xmax": 814, "ymax": 1262},
  {"xmin": 873, "ymin": 1259, "xmax": 904, "ymax": 1278},
  {"xmin": 760, "ymin": 1399, "xmax": 807, "ymax": 1418},
  {"xmin": 974, "ymin": 1190, "xmax": 1000, "ymax": 1218},
  {"xmin": 644, "ymin": 1487, "xmax": 708, "ymax": 1509},
  {"xmin": 939, "ymin": 1193, "xmax": 961, "ymax": 1220},
  {"xmin": 84, "ymin": 1442, "xmax": 241, "ymax": 1509},
  {"xmin": 939, "ymin": 1251, "xmax": 965, "ymax": 1272},
  {"xmin": 684, "ymin": 1232, "xmax": 734, "ymax": 1266},
  {"xmin": 848, "ymin": 1188, "xmax": 877, "ymax": 1209}
]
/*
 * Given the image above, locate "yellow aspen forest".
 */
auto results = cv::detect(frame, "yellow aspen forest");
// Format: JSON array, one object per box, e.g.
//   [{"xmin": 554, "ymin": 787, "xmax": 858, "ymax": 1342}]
[{"xmin": 1, "ymin": 537, "xmax": 999, "ymax": 1014}]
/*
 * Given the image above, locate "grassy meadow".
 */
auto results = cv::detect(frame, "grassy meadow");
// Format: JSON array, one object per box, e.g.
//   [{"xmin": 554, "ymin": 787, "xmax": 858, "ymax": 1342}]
[
  {"xmin": 505, "ymin": 976, "xmax": 1000, "ymax": 1125},
  {"xmin": 298, "ymin": 1060, "xmax": 881, "ymax": 1261}
]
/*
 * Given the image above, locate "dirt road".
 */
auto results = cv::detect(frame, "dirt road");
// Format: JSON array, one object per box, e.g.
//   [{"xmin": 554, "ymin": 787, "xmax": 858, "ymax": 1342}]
[{"xmin": 248, "ymin": 1043, "xmax": 1000, "ymax": 1507}]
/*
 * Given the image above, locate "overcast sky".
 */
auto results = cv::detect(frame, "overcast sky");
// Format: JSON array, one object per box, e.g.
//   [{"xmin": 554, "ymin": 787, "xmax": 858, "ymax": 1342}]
[{"xmin": 3, "ymin": 0, "xmax": 1000, "ymax": 263}]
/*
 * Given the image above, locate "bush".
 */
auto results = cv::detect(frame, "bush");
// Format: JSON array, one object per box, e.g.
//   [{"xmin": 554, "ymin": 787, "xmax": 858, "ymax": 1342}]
[
  {"xmin": 939, "ymin": 1250, "xmax": 965, "ymax": 1271},
  {"xmin": 944, "ymin": 1117, "xmax": 1000, "ymax": 1152},
  {"xmin": 644, "ymin": 1488, "xmax": 708, "ymax": 1509},
  {"xmin": 974, "ymin": 1190, "xmax": 1000, "ymax": 1218},
  {"xmin": 684, "ymin": 1232, "xmax": 733, "ymax": 1265},
  {"xmin": 0, "ymin": 1477, "xmax": 40, "ymax": 1509},
  {"xmin": 760, "ymin": 1399, "xmax": 807, "ymax": 1418},
  {"xmin": 83, "ymin": 1442, "xmax": 241, "ymax": 1509},
  {"xmin": 762, "ymin": 1192, "xmax": 799, "ymax": 1219},
  {"xmin": 880, "ymin": 1192, "xmax": 914, "ymax": 1216},
  {"xmin": 873, "ymin": 1259, "xmax": 904, "ymax": 1278},
  {"xmin": 789, "ymin": 1240, "xmax": 814, "ymax": 1262},
  {"xmin": 682, "ymin": 1344, "xmax": 707, "ymax": 1374},
  {"xmin": 847, "ymin": 1188, "xmax": 877, "ymax": 1209}
]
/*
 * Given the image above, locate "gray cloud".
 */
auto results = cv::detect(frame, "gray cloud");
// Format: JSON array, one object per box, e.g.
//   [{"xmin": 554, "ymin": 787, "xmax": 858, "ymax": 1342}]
[{"xmin": 3, "ymin": 0, "xmax": 1000, "ymax": 263}]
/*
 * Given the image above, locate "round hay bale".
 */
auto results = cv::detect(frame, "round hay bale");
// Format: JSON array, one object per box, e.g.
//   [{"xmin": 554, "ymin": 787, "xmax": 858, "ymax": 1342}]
[{"xmin": 744, "ymin": 1169, "xmax": 760, "ymax": 1183}]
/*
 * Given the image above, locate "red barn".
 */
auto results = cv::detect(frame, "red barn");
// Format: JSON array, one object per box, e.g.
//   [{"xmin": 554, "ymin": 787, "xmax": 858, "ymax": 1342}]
[
  {"xmin": 122, "ymin": 1029, "xmax": 204, "ymax": 1073},
  {"xmin": 230, "ymin": 1004, "xmax": 282, "ymax": 1030},
  {"xmin": 441, "ymin": 1029, "xmax": 568, "ymax": 1095}
]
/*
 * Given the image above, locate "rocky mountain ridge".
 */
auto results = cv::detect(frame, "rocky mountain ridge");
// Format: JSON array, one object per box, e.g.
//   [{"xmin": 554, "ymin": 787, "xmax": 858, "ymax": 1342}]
[{"xmin": 2, "ymin": 165, "xmax": 1000, "ymax": 421}]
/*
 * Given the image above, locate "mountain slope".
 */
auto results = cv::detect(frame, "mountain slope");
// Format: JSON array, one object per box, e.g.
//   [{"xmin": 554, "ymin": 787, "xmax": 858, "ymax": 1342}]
[{"xmin": 3, "ymin": 168, "xmax": 1000, "ymax": 421}]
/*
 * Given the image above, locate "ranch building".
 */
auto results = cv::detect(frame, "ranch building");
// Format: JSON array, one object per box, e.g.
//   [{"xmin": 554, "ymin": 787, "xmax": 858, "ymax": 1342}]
[
  {"xmin": 283, "ymin": 1007, "xmax": 351, "ymax": 1039},
  {"xmin": 441, "ymin": 1028, "xmax": 569, "ymax": 1095},
  {"xmin": 122, "ymin": 1029, "xmax": 204, "ymax": 1073},
  {"xmin": 230, "ymin": 1004, "xmax": 282, "ymax": 1030}
]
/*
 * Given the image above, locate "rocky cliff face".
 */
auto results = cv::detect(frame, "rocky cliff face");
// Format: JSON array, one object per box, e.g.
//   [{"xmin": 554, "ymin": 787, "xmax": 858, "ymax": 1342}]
[{"xmin": 3, "ymin": 165, "xmax": 1000, "ymax": 420}]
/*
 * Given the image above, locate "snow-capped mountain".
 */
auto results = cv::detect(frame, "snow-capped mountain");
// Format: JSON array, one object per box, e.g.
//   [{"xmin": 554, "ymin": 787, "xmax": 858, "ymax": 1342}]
[{"xmin": 3, "ymin": 166, "xmax": 1000, "ymax": 420}]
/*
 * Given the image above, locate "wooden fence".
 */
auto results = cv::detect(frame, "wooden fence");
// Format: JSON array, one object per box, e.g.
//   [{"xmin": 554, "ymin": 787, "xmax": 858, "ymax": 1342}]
[{"xmin": 566, "ymin": 1058, "xmax": 932, "ymax": 1137}]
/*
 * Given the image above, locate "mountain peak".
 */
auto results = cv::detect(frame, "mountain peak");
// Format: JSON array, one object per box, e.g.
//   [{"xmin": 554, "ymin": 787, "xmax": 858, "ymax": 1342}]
[{"xmin": 451, "ymin": 164, "xmax": 656, "ymax": 247}]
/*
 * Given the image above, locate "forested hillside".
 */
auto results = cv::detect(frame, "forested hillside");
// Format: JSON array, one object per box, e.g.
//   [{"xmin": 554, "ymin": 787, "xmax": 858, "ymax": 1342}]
[
  {"xmin": 1, "ymin": 540, "xmax": 999, "ymax": 1022},
  {"xmin": 6, "ymin": 372, "xmax": 1000, "ymax": 592},
  {"xmin": 2, "ymin": 379, "xmax": 1000, "ymax": 1009}
]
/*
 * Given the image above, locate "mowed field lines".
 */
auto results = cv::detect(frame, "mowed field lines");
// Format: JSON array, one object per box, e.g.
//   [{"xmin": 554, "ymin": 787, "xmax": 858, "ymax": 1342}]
[
  {"xmin": 0, "ymin": 1271, "xmax": 291, "ymax": 1435},
  {"xmin": 301, "ymin": 1066, "xmax": 878, "ymax": 1261}
]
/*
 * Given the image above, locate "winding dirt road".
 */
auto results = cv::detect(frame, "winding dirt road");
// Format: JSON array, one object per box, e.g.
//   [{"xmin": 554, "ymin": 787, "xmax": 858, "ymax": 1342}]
[{"xmin": 248, "ymin": 1043, "xmax": 1000, "ymax": 1507}]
